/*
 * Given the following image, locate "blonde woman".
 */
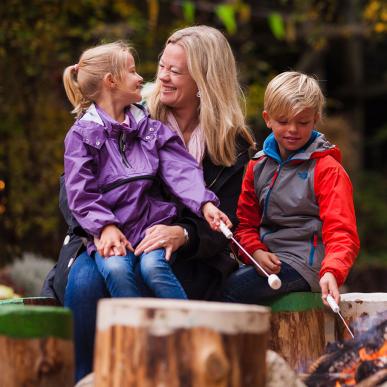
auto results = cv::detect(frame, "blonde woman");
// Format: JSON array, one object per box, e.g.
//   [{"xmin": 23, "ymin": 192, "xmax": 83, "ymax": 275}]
[{"xmin": 43, "ymin": 26, "xmax": 254, "ymax": 381}]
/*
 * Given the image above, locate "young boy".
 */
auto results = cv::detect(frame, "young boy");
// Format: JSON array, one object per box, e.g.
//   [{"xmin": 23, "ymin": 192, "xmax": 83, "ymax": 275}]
[{"xmin": 223, "ymin": 71, "xmax": 360, "ymax": 306}]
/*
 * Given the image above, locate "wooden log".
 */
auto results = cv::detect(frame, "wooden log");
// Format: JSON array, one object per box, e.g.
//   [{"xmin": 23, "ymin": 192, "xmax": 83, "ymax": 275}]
[
  {"xmin": 0, "ymin": 296, "xmax": 60, "ymax": 306},
  {"xmin": 335, "ymin": 292, "xmax": 387, "ymax": 340},
  {"xmin": 261, "ymin": 292, "xmax": 327, "ymax": 373},
  {"xmin": 94, "ymin": 298, "xmax": 270, "ymax": 387},
  {"xmin": 0, "ymin": 305, "xmax": 74, "ymax": 387}
]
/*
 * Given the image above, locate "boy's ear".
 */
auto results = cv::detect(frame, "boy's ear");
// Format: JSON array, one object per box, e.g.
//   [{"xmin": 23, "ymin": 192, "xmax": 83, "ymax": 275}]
[{"xmin": 262, "ymin": 111, "xmax": 271, "ymax": 128}]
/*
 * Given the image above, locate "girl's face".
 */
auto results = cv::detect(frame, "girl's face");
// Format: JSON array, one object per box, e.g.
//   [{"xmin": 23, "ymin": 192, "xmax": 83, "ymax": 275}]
[
  {"xmin": 117, "ymin": 54, "xmax": 143, "ymax": 104},
  {"xmin": 158, "ymin": 43, "xmax": 199, "ymax": 110},
  {"xmin": 263, "ymin": 108, "xmax": 318, "ymax": 160}
]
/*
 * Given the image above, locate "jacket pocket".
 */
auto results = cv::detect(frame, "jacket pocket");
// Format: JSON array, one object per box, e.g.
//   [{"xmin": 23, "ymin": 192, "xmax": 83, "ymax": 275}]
[
  {"xmin": 308, "ymin": 232, "xmax": 318, "ymax": 265},
  {"xmin": 100, "ymin": 175, "xmax": 156, "ymax": 193}
]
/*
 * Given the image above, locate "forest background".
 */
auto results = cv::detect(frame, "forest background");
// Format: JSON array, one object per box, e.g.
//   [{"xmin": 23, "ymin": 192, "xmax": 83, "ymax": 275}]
[{"xmin": 0, "ymin": 0, "xmax": 386, "ymax": 292}]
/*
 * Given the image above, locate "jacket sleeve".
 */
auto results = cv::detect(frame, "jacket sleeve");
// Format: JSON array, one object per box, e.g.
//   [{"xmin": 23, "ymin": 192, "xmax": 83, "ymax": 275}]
[
  {"xmin": 174, "ymin": 143, "xmax": 250, "ymax": 262},
  {"xmin": 234, "ymin": 159, "xmax": 268, "ymax": 264},
  {"xmin": 157, "ymin": 124, "xmax": 219, "ymax": 217},
  {"xmin": 315, "ymin": 156, "xmax": 360, "ymax": 286},
  {"xmin": 64, "ymin": 130, "xmax": 120, "ymax": 237}
]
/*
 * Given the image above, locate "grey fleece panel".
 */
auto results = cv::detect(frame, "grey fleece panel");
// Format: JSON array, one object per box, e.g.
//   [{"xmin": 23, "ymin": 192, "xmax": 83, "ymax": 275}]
[{"xmin": 253, "ymin": 157, "xmax": 325, "ymax": 291}]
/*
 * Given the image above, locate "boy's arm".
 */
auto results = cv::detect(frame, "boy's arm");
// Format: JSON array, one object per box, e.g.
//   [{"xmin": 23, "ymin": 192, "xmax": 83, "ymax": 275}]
[
  {"xmin": 64, "ymin": 131, "xmax": 120, "ymax": 237},
  {"xmin": 315, "ymin": 157, "xmax": 360, "ymax": 287},
  {"xmin": 235, "ymin": 160, "xmax": 268, "ymax": 264}
]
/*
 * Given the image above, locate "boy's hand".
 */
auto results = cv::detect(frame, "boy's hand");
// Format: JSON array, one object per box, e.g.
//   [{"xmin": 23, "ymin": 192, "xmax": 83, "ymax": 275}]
[
  {"xmin": 202, "ymin": 202, "xmax": 232, "ymax": 231},
  {"xmin": 320, "ymin": 272, "xmax": 340, "ymax": 306},
  {"xmin": 95, "ymin": 224, "xmax": 133, "ymax": 258},
  {"xmin": 252, "ymin": 249, "xmax": 281, "ymax": 275}
]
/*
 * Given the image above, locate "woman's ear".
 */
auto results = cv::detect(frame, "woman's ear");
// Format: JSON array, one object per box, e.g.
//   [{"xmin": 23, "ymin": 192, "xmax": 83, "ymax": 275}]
[{"xmin": 262, "ymin": 110, "xmax": 271, "ymax": 128}]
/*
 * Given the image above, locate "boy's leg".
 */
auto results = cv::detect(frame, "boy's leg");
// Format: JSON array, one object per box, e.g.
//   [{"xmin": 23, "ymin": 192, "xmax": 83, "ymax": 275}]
[
  {"xmin": 220, "ymin": 261, "xmax": 310, "ymax": 304},
  {"xmin": 140, "ymin": 249, "xmax": 188, "ymax": 299},
  {"xmin": 95, "ymin": 251, "xmax": 141, "ymax": 297}
]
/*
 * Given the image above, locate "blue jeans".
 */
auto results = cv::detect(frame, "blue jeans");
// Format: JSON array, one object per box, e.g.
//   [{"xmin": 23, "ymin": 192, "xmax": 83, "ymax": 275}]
[
  {"xmin": 95, "ymin": 249, "xmax": 187, "ymax": 299},
  {"xmin": 220, "ymin": 261, "xmax": 310, "ymax": 304}
]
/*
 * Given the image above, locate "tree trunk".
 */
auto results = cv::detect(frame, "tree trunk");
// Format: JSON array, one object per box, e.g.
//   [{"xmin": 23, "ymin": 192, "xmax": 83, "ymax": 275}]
[
  {"xmin": 0, "ymin": 305, "xmax": 74, "ymax": 387},
  {"xmin": 264, "ymin": 292, "xmax": 327, "ymax": 373},
  {"xmin": 94, "ymin": 298, "xmax": 270, "ymax": 387},
  {"xmin": 335, "ymin": 292, "xmax": 387, "ymax": 340}
]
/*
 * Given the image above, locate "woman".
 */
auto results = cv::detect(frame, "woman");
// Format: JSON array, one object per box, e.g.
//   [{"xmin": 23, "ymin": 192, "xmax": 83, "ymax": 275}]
[{"xmin": 42, "ymin": 25, "xmax": 254, "ymax": 381}]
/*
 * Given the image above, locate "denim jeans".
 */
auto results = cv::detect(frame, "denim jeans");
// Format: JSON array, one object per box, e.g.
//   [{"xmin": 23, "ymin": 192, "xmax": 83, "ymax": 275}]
[
  {"xmin": 95, "ymin": 248, "xmax": 187, "ymax": 299},
  {"xmin": 220, "ymin": 261, "xmax": 311, "ymax": 304},
  {"xmin": 64, "ymin": 252, "xmax": 108, "ymax": 382}
]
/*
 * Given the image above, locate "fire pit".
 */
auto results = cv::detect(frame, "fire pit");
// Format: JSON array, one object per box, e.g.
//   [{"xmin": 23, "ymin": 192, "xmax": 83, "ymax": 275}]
[{"xmin": 305, "ymin": 311, "xmax": 387, "ymax": 386}]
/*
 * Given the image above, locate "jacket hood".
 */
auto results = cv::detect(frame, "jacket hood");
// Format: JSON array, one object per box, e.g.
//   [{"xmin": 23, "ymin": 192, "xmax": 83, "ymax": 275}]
[{"xmin": 254, "ymin": 130, "xmax": 342, "ymax": 164}]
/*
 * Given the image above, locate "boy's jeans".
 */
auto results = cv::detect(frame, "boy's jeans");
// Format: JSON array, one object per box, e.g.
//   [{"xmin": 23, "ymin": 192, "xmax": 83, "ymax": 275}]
[
  {"xmin": 221, "ymin": 261, "xmax": 311, "ymax": 304},
  {"xmin": 95, "ymin": 248, "xmax": 187, "ymax": 299}
]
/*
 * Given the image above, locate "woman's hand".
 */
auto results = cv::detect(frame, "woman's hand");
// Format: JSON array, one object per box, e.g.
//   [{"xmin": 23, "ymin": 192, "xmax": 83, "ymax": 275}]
[
  {"xmin": 251, "ymin": 249, "xmax": 281, "ymax": 275},
  {"xmin": 202, "ymin": 202, "xmax": 232, "ymax": 231},
  {"xmin": 134, "ymin": 225, "xmax": 186, "ymax": 261},
  {"xmin": 320, "ymin": 272, "xmax": 340, "ymax": 306},
  {"xmin": 95, "ymin": 224, "xmax": 133, "ymax": 258}
]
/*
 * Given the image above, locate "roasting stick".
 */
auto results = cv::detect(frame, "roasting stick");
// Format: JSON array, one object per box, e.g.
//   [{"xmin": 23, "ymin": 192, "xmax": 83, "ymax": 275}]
[
  {"xmin": 326, "ymin": 295, "xmax": 355, "ymax": 339},
  {"xmin": 219, "ymin": 221, "xmax": 282, "ymax": 290}
]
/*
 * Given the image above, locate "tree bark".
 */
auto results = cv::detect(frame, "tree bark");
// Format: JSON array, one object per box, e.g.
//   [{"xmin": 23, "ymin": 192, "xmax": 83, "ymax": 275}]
[{"xmin": 94, "ymin": 298, "xmax": 270, "ymax": 387}]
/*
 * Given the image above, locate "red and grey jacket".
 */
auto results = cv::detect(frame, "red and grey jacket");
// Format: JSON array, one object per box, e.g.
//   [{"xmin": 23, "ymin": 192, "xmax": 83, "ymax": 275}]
[{"xmin": 235, "ymin": 131, "xmax": 360, "ymax": 291}]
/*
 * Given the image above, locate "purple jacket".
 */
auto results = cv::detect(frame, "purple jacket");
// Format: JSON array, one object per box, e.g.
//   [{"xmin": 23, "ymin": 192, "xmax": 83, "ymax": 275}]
[{"xmin": 64, "ymin": 103, "xmax": 219, "ymax": 253}]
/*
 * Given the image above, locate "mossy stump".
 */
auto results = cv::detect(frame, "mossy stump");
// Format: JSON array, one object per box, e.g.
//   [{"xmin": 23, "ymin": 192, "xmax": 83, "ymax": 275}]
[{"xmin": 0, "ymin": 305, "xmax": 74, "ymax": 387}]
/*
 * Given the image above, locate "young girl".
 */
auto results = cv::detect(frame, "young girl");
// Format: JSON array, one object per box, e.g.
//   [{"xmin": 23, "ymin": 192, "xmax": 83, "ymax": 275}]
[{"xmin": 62, "ymin": 41, "xmax": 231, "ymax": 299}]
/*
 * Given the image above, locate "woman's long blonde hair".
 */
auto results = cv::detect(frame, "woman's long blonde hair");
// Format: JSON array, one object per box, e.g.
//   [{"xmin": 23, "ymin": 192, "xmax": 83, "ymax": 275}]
[
  {"xmin": 147, "ymin": 26, "xmax": 254, "ymax": 166},
  {"xmin": 63, "ymin": 41, "xmax": 133, "ymax": 117}
]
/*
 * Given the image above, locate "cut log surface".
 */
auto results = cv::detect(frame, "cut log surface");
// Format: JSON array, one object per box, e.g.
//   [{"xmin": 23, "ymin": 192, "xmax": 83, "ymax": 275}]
[
  {"xmin": 262, "ymin": 292, "xmax": 326, "ymax": 373},
  {"xmin": 94, "ymin": 298, "xmax": 270, "ymax": 387},
  {"xmin": 0, "ymin": 305, "xmax": 74, "ymax": 387},
  {"xmin": 336, "ymin": 292, "xmax": 387, "ymax": 340}
]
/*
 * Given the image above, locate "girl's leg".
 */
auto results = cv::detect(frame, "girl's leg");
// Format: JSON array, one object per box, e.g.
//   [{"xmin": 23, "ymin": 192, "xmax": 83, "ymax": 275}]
[
  {"xmin": 64, "ymin": 251, "xmax": 109, "ymax": 382},
  {"xmin": 140, "ymin": 249, "xmax": 188, "ymax": 299},
  {"xmin": 95, "ymin": 252, "xmax": 141, "ymax": 297},
  {"xmin": 220, "ymin": 261, "xmax": 310, "ymax": 304}
]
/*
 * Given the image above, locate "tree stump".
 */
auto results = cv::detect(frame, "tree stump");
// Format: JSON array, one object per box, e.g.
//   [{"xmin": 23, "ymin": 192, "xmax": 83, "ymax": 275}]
[
  {"xmin": 94, "ymin": 298, "xmax": 270, "ymax": 387},
  {"xmin": 0, "ymin": 305, "xmax": 74, "ymax": 387},
  {"xmin": 335, "ymin": 292, "xmax": 387, "ymax": 340},
  {"xmin": 262, "ymin": 292, "xmax": 326, "ymax": 372}
]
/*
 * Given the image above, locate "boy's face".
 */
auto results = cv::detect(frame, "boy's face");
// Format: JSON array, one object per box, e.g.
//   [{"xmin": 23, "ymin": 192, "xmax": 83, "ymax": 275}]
[{"xmin": 262, "ymin": 108, "xmax": 318, "ymax": 160}]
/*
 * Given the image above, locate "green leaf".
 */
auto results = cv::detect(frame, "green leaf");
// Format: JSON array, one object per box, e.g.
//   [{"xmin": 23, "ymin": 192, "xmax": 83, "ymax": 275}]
[
  {"xmin": 268, "ymin": 12, "xmax": 285, "ymax": 40},
  {"xmin": 182, "ymin": 1, "xmax": 195, "ymax": 24},
  {"xmin": 215, "ymin": 4, "xmax": 237, "ymax": 35}
]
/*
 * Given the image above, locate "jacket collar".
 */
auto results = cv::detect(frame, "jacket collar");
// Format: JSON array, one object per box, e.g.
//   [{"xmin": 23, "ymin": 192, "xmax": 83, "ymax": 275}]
[
  {"xmin": 78, "ymin": 103, "xmax": 148, "ymax": 138},
  {"xmin": 254, "ymin": 130, "xmax": 340, "ymax": 163}
]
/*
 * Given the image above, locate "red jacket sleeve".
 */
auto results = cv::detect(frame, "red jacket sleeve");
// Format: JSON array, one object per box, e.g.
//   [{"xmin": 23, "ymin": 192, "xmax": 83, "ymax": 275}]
[
  {"xmin": 314, "ymin": 156, "xmax": 360, "ymax": 286},
  {"xmin": 234, "ymin": 159, "xmax": 268, "ymax": 264}
]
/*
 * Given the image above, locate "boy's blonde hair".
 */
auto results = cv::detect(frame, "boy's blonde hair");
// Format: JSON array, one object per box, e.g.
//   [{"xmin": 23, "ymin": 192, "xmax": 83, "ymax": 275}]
[
  {"xmin": 63, "ymin": 41, "xmax": 133, "ymax": 117},
  {"xmin": 147, "ymin": 25, "xmax": 254, "ymax": 167},
  {"xmin": 264, "ymin": 71, "xmax": 325, "ymax": 120}
]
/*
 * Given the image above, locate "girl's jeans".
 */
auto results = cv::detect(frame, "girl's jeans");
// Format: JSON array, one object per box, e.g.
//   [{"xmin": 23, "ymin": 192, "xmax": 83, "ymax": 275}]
[
  {"xmin": 220, "ymin": 261, "xmax": 311, "ymax": 304},
  {"xmin": 94, "ymin": 248, "xmax": 187, "ymax": 299}
]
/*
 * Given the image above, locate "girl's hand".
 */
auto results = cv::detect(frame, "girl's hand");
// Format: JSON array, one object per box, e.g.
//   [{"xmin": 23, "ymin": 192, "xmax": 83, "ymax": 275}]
[
  {"xmin": 96, "ymin": 224, "xmax": 133, "ymax": 258},
  {"xmin": 202, "ymin": 202, "xmax": 232, "ymax": 231},
  {"xmin": 320, "ymin": 272, "xmax": 340, "ymax": 306},
  {"xmin": 252, "ymin": 249, "xmax": 281, "ymax": 275},
  {"xmin": 134, "ymin": 225, "xmax": 186, "ymax": 261}
]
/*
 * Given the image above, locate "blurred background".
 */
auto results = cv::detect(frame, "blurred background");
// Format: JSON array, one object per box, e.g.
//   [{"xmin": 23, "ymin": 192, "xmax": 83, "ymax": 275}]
[{"xmin": 0, "ymin": 0, "xmax": 386, "ymax": 297}]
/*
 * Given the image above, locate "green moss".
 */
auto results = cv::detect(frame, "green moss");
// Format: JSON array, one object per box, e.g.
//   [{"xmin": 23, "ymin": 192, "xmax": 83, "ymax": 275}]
[
  {"xmin": 0, "ymin": 305, "xmax": 72, "ymax": 339},
  {"xmin": 260, "ymin": 292, "xmax": 324, "ymax": 312}
]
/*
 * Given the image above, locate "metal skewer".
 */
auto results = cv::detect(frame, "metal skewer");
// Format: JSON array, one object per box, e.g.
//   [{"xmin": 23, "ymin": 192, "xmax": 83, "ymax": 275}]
[
  {"xmin": 326, "ymin": 295, "xmax": 355, "ymax": 339},
  {"xmin": 219, "ymin": 221, "xmax": 282, "ymax": 290}
]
